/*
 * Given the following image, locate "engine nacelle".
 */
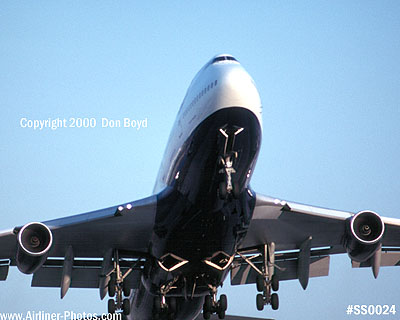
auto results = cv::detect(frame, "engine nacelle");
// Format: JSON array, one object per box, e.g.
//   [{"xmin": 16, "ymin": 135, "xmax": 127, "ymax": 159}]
[
  {"xmin": 16, "ymin": 222, "xmax": 53, "ymax": 274},
  {"xmin": 345, "ymin": 210, "xmax": 385, "ymax": 263}
]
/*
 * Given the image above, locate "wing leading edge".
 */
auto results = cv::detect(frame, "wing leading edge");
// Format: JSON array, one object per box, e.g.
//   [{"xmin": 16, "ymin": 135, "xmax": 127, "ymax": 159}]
[
  {"xmin": 233, "ymin": 192, "xmax": 400, "ymax": 290},
  {"xmin": 0, "ymin": 190, "xmax": 163, "ymax": 297}
]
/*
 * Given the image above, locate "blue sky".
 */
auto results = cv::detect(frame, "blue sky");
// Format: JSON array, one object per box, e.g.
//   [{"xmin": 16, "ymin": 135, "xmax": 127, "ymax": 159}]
[{"xmin": 1, "ymin": 1, "xmax": 400, "ymax": 319}]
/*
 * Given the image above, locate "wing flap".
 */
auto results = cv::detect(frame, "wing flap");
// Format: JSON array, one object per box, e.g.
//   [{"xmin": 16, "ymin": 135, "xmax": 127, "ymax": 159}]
[
  {"xmin": 352, "ymin": 249, "xmax": 400, "ymax": 268},
  {"xmin": 32, "ymin": 259, "xmax": 142, "ymax": 289},
  {"xmin": 231, "ymin": 254, "xmax": 330, "ymax": 285},
  {"xmin": 195, "ymin": 315, "xmax": 274, "ymax": 320},
  {"xmin": 0, "ymin": 260, "xmax": 10, "ymax": 281},
  {"xmin": 382, "ymin": 218, "xmax": 400, "ymax": 247},
  {"xmin": 0, "ymin": 230, "xmax": 17, "ymax": 260},
  {"xmin": 239, "ymin": 193, "xmax": 351, "ymax": 252}
]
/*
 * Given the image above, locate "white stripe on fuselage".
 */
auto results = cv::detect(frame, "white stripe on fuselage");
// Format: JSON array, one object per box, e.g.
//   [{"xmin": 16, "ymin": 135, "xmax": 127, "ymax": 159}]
[{"xmin": 153, "ymin": 55, "xmax": 262, "ymax": 193}]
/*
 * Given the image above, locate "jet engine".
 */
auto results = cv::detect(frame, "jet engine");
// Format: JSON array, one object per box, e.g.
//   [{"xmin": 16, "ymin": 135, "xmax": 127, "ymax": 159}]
[
  {"xmin": 16, "ymin": 222, "xmax": 53, "ymax": 274},
  {"xmin": 345, "ymin": 210, "xmax": 385, "ymax": 262}
]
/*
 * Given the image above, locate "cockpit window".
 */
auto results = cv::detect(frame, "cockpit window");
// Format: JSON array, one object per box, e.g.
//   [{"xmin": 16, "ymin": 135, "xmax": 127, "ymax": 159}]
[{"xmin": 212, "ymin": 56, "xmax": 237, "ymax": 64}]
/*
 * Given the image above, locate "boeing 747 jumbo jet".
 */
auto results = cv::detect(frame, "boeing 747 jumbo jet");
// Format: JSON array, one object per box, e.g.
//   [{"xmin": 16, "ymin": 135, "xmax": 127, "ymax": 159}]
[{"xmin": 1, "ymin": 55, "xmax": 400, "ymax": 319}]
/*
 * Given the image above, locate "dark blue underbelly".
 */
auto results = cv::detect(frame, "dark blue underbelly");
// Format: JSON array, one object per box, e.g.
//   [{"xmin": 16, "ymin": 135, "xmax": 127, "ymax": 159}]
[
  {"xmin": 152, "ymin": 107, "xmax": 260, "ymax": 261},
  {"xmin": 132, "ymin": 107, "xmax": 261, "ymax": 319}
]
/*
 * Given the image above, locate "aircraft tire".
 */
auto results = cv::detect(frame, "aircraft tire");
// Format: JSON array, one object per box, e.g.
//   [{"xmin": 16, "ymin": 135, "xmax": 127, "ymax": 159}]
[
  {"xmin": 123, "ymin": 298, "xmax": 130, "ymax": 315},
  {"xmin": 108, "ymin": 275, "xmax": 116, "ymax": 297},
  {"xmin": 219, "ymin": 182, "xmax": 227, "ymax": 200},
  {"xmin": 167, "ymin": 313, "xmax": 175, "ymax": 320},
  {"xmin": 219, "ymin": 294, "xmax": 227, "ymax": 311},
  {"xmin": 233, "ymin": 181, "xmax": 240, "ymax": 198},
  {"xmin": 272, "ymin": 275, "xmax": 279, "ymax": 292},
  {"xmin": 154, "ymin": 296, "xmax": 161, "ymax": 312},
  {"xmin": 169, "ymin": 297, "xmax": 177, "ymax": 313},
  {"xmin": 108, "ymin": 299, "xmax": 116, "ymax": 314},
  {"xmin": 204, "ymin": 295, "xmax": 212, "ymax": 312},
  {"xmin": 271, "ymin": 293, "xmax": 279, "ymax": 310},
  {"xmin": 152, "ymin": 311, "xmax": 160, "ymax": 320},
  {"xmin": 256, "ymin": 294, "xmax": 264, "ymax": 311},
  {"xmin": 256, "ymin": 275, "xmax": 264, "ymax": 292}
]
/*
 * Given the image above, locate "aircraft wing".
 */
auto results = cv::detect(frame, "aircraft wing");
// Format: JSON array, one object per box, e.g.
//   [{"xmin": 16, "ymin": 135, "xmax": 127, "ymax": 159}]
[
  {"xmin": 232, "ymin": 192, "xmax": 400, "ymax": 289},
  {"xmin": 195, "ymin": 315, "xmax": 273, "ymax": 320},
  {"xmin": 0, "ymin": 192, "xmax": 159, "ymax": 296}
]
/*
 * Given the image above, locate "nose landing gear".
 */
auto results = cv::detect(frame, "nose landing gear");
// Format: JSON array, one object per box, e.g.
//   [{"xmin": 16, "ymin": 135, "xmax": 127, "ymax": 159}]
[
  {"xmin": 218, "ymin": 126, "xmax": 244, "ymax": 200},
  {"xmin": 153, "ymin": 295, "xmax": 177, "ymax": 320},
  {"xmin": 152, "ymin": 277, "xmax": 179, "ymax": 319},
  {"xmin": 218, "ymin": 153, "xmax": 238, "ymax": 200}
]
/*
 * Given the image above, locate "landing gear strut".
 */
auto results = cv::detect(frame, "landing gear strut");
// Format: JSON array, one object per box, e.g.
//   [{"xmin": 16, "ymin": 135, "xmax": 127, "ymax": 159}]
[
  {"xmin": 153, "ymin": 296, "xmax": 177, "ymax": 320},
  {"xmin": 152, "ymin": 277, "xmax": 179, "ymax": 319},
  {"xmin": 237, "ymin": 243, "xmax": 280, "ymax": 312},
  {"xmin": 218, "ymin": 153, "xmax": 238, "ymax": 199},
  {"xmin": 218, "ymin": 125, "xmax": 244, "ymax": 200},
  {"xmin": 107, "ymin": 250, "xmax": 132, "ymax": 315},
  {"xmin": 202, "ymin": 286, "xmax": 228, "ymax": 319}
]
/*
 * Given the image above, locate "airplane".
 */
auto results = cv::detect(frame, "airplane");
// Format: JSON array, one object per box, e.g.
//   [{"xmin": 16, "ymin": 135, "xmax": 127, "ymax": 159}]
[{"xmin": 1, "ymin": 54, "xmax": 400, "ymax": 320}]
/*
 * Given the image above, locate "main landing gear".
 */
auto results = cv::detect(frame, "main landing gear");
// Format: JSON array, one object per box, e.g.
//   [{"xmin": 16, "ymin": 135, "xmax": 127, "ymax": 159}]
[
  {"xmin": 107, "ymin": 250, "xmax": 132, "ymax": 316},
  {"xmin": 237, "ymin": 243, "xmax": 280, "ymax": 312},
  {"xmin": 256, "ymin": 274, "xmax": 279, "ymax": 311},
  {"xmin": 202, "ymin": 286, "xmax": 228, "ymax": 319}
]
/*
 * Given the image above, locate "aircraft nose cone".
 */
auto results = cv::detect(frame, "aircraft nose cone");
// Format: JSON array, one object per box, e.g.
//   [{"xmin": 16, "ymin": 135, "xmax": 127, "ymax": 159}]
[{"xmin": 213, "ymin": 65, "xmax": 262, "ymax": 124}]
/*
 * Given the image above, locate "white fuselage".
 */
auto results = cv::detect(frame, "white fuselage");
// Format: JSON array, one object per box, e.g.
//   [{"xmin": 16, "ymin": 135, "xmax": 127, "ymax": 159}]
[{"xmin": 153, "ymin": 56, "xmax": 263, "ymax": 193}]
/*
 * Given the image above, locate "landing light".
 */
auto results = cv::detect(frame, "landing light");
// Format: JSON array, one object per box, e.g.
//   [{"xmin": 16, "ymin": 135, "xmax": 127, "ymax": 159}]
[
  {"xmin": 158, "ymin": 253, "xmax": 189, "ymax": 272},
  {"xmin": 203, "ymin": 251, "xmax": 234, "ymax": 271}
]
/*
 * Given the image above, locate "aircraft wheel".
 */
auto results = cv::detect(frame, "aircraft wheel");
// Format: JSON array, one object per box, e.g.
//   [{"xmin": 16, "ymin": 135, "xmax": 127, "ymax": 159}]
[
  {"xmin": 271, "ymin": 275, "xmax": 279, "ymax": 292},
  {"xmin": 233, "ymin": 181, "xmax": 240, "ymax": 198},
  {"xmin": 108, "ymin": 274, "xmax": 116, "ymax": 297},
  {"xmin": 204, "ymin": 295, "xmax": 212, "ymax": 312},
  {"xmin": 217, "ymin": 310, "xmax": 225, "ymax": 319},
  {"xmin": 256, "ymin": 294, "xmax": 264, "ymax": 311},
  {"xmin": 167, "ymin": 313, "xmax": 175, "ymax": 320},
  {"xmin": 219, "ymin": 182, "xmax": 227, "ymax": 200},
  {"xmin": 219, "ymin": 294, "xmax": 227, "ymax": 311},
  {"xmin": 122, "ymin": 298, "xmax": 131, "ymax": 315},
  {"xmin": 203, "ymin": 311, "xmax": 211, "ymax": 320},
  {"xmin": 108, "ymin": 299, "xmax": 116, "ymax": 314},
  {"xmin": 256, "ymin": 275, "xmax": 264, "ymax": 292},
  {"xmin": 123, "ymin": 281, "xmax": 131, "ymax": 297},
  {"xmin": 271, "ymin": 293, "xmax": 279, "ymax": 310},
  {"xmin": 169, "ymin": 297, "xmax": 177, "ymax": 313},
  {"xmin": 153, "ymin": 296, "xmax": 161, "ymax": 312},
  {"xmin": 152, "ymin": 310, "xmax": 160, "ymax": 320}
]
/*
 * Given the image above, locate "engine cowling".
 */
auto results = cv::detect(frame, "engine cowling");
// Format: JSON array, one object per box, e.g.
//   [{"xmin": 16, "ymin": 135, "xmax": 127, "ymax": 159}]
[
  {"xmin": 16, "ymin": 222, "xmax": 53, "ymax": 274},
  {"xmin": 345, "ymin": 210, "xmax": 385, "ymax": 262}
]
